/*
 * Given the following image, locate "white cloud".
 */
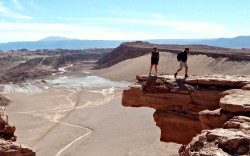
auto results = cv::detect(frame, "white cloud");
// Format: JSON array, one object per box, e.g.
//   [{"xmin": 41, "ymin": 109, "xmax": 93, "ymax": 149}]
[
  {"xmin": 0, "ymin": 22, "xmax": 155, "ymax": 42},
  {"xmin": 12, "ymin": 0, "xmax": 23, "ymax": 10},
  {"xmin": 0, "ymin": 1, "xmax": 9, "ymax": 13},
  {"xmin": 4, "ymin": 11, "xmax": 32, "ymax": 20},
  {"xmin": 0, "ymin": 18, "xmax": 243, "ymax": 43},
  {"xmin": 59, "ymin": 17, "xmax": 229, "ymax": 38},
  {"xmin": 26, "ymin": 0, "xmax": 41, "ymax": 12},
  {"xmin": 149, "ymin": 13, "xmax": 165, "ymax": 19},
  {"xmin": 0, "ymin": 1, "xmax": 32, "ymax": 20},
  {"xmin": 106, "ymin": 10, "xmax": 165, "ymax": 19}
]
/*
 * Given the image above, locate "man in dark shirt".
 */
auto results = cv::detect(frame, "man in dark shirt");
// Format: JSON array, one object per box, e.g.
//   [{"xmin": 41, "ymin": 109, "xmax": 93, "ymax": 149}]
[
  {"xmin": 149, "ymin": 46, "xmax": 159, "ymax": 76},
  {"xmin": 174, "ymin": 48, "xmax": 189, "ymax": 78}
]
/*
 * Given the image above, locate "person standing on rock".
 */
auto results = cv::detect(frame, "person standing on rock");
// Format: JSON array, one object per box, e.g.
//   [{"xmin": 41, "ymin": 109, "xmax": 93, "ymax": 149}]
[
  {"xmin": 174, "ymin": 48, "xmax": 189, "ymax": 78},
  {"xmin": 149, "ymin": 46, "xmax": 160, "ymax": 76}
]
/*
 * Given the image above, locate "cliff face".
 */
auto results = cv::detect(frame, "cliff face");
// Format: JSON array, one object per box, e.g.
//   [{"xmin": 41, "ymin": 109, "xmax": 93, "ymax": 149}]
[
  {"xmin": 0, "ymin": 106, "xmax": 35, "ymax": 156},
  {"xmin": 122, "ymin": 74, "xmax": 250, "ymax": 155}
]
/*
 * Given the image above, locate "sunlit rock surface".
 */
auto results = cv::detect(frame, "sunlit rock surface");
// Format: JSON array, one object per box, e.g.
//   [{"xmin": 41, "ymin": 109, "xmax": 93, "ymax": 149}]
[{"xmin": 122, "ymin": 74, "xmax": 250, "ymax": 155}]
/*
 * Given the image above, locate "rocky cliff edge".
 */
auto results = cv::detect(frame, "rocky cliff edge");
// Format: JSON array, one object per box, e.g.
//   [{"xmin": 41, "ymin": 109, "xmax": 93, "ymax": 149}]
[{"xmin": 122, "ymin": 74, "xmax": 250, "ymax": 155}]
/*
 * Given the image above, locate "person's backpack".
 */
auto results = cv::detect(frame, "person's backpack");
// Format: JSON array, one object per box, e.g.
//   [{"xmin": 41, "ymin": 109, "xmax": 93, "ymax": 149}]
[{"xmin": 177, "ymin": 52, "xmax": 181, "ymax": 61}]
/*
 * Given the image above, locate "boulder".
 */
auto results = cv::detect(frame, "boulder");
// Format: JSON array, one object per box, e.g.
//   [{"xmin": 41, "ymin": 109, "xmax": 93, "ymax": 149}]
[
  {"xmin": 224, "ymin": 116, "xmax": 250, "ymax": 134},
  {"xmin": 220, "ymin": 89, "xmax": 250, "ymax": 112},
  {"xmin": 179, "ymin": 128, "xmax": 250, "ymax": 155},
  {"xmin": 199, "ymin": 109, "xmax": 234, "ymax": 129}
]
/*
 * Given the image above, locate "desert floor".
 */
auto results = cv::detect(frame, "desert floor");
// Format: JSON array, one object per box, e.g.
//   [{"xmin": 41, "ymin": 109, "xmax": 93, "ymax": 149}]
[{"xmin": 3, "ymin": 75, "xmax": 180, "ymax": 156}]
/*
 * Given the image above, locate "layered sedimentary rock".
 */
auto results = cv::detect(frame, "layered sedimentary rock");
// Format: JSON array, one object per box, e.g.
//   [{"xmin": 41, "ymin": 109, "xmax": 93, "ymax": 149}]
[
  {"xmin": 0, "ymin": 106, "xmax": 35, "ymax": 156},
  {"xmin": 122, "ymin": 74, "xmax": 250, "ymax": 155}
]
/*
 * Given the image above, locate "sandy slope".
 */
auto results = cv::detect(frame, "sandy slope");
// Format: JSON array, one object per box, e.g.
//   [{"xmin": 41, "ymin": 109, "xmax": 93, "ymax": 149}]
[{"xmin": 94, "ymin": 52, "xmax": 250, "ymax": 81}]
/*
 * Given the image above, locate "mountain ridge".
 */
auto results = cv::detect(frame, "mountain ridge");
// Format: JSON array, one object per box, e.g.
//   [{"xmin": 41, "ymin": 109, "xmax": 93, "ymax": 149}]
[
  {"xmin": 39, "ymin": 36, "xmax": 77, "ymax": 41},
  {"xmin": 1, "ymin": 36, "xmax": 250, "ymax": 51}
]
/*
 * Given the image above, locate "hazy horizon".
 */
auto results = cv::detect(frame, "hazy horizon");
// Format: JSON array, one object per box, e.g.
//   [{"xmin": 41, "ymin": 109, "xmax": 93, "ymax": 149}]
[
  {"xmin": 0, "ymin": 35, "xmax": 231, "ymax": 44},
  {"xmin": 1, "ymin": 35, "xmax": 248, "ymax": 44},
  {"xmin": 1, "ymin": 0, "xmax": 250, "ymax": 43}
]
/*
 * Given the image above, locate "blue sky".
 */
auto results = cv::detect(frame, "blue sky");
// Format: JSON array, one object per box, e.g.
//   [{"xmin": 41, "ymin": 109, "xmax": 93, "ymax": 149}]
[{"xmin": 0, "ymin": 0, "xmax": 250, "ymax": 43}]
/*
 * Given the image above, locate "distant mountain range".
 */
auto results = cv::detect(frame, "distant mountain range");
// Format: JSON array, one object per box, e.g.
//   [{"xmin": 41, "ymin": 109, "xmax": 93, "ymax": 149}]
[
  {"xmin": 1, "ymin": 36, "xmax": 250, "ymax": 51},
  {"xmin": 0, "ymin": 39, "xmax": 126, "ymax": 51},
  {"xmin": 149, "ymin": 36, "xmax": 250, "ymax": 49},
  {"xmin": 39, "ymin": 36, "xmax": 77, "ymax": 41}
]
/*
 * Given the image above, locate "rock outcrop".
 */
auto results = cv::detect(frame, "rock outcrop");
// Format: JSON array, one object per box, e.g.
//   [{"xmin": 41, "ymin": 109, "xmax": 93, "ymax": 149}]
[
  {"xmin": 0, "ymin": 95, "xmax": 10, "ymax": 106},
  {"xmin": 122, "ymin": 74, "xmax": 250, "ymax": 155},
  {"xmin": 179, "ymin": 129, "xmax": 249, "ymax": 155},
  {"xmin": 179, "ymin": 116, "xmax": 250, "ymax": 156},
  {"xmin": 0, "ymin": 106, "xmax": 35, "ymax": 156}
]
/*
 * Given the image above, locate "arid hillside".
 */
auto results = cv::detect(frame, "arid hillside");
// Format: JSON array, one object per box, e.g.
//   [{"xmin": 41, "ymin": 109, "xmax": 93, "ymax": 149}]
[
  {"xmin": 0, "ymin": 48, "xmax": 112, "ymax": 83},
  {"xmin": 97, "ymin": 41, "xmax": 250, "ymax": 69},
  {"xmin": 1, "ymin": 41, "xmax": 250, "ymax": 83},
  {"xmin": 95, "ymin": 52, "xmax": 250, "ymax": 81}
]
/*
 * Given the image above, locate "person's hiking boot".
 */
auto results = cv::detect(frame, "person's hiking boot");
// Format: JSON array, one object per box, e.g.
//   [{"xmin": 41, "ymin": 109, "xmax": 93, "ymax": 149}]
[
  {"xmin": 174, "ymin": 73, "xmax": 177, "ymax": 78},
  {"xmin": 185, "ymin": 74, "xmax": 189, "ymax": 78}
]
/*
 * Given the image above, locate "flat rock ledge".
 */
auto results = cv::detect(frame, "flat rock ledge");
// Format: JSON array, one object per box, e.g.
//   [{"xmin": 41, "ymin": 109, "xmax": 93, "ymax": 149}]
[{"xmin": 122, "ymin": 74, "xmax": 250, "ymax": 155}]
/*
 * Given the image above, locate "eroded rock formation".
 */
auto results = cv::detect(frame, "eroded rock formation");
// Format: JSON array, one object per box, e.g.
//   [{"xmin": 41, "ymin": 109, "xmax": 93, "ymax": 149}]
[
  {"xmin": 122, "ymin": 74, "xmax": 250, "ymax": 155},
  {"xmin": 0, "ymin": 106, "xmax": 35, "ymax": 156}
]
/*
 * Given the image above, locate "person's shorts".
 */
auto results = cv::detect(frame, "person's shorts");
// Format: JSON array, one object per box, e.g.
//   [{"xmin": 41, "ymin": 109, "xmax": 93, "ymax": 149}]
[
  {"xmin": 151, "ymin": 59, "xmax": 159, "ymax": 65},
  {"xmin": 180, "ymin": 61, "xmax": 188, "ymax": 69}
]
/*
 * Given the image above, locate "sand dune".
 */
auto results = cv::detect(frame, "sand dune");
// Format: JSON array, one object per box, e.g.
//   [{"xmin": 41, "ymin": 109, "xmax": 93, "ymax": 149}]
[{"xmin": 94, "ymin": 52, "xmax": 250, "ymax": 81}]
